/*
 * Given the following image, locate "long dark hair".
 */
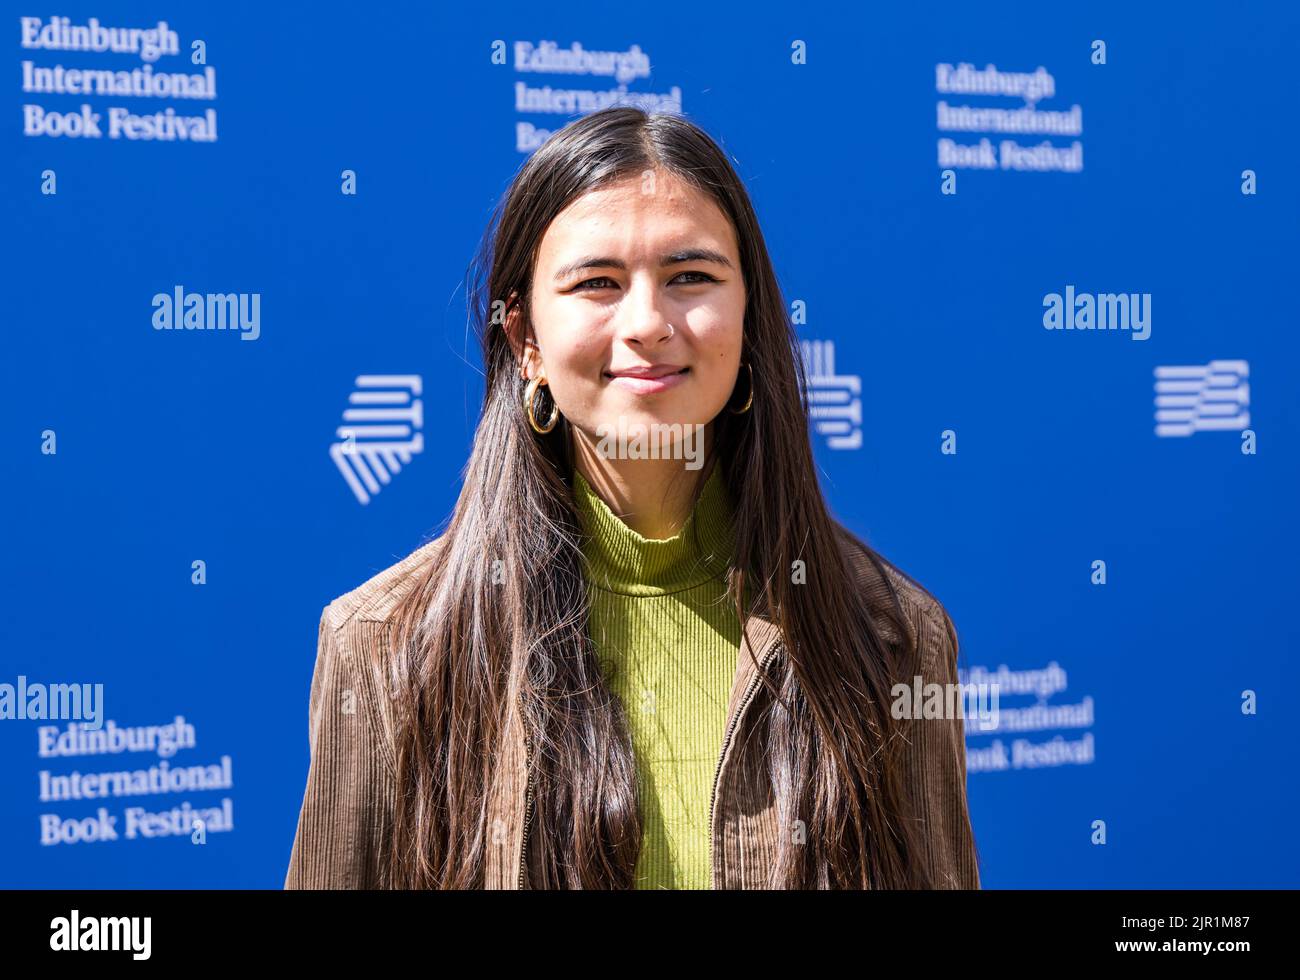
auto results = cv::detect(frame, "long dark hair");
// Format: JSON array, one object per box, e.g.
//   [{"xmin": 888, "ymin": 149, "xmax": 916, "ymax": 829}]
[{"xmin": 385, "ymin": 106, "xmax": 935, "ymax": 888}]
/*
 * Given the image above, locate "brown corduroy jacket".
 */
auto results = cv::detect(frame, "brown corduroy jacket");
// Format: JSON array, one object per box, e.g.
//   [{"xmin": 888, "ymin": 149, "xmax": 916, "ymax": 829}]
[{"xmin": 284, "ymin": 530, "xmax": 981, "ymax": 889}]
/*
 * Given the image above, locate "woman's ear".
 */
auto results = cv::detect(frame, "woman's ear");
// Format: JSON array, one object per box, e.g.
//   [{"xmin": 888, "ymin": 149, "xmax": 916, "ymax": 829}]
[
  {"xmin": 502, "ymin": 291, "xmax": 539, "ymax": 381},
  {"xmin": 519, "ymin": 341, "xmax": 543, "ymax": 382}
]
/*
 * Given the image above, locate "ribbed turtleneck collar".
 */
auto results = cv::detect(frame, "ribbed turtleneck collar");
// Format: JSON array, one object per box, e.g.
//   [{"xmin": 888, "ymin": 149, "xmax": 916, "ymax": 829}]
[{"xmin": 572, "ymin": 463, "xmax": 735, "ymax": 597}]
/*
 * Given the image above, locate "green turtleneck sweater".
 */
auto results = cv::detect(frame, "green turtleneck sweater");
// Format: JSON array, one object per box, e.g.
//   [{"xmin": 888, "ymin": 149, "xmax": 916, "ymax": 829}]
[{"xmin": 571, "ymin": 463, "xmax": 741, "ymax": 890}]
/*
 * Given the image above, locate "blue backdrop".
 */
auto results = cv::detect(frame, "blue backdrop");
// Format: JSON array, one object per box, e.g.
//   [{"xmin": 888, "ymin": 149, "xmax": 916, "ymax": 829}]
[{"xmin": 4, "ymin": 0, "xmax": 1297, "ymax": 888}]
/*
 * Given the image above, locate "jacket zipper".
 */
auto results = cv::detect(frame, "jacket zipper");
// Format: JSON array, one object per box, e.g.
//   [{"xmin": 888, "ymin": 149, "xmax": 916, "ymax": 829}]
[
  {"xmin": 516, "ymin": 691, "xmax": 534, "ymax": 889},
  {"xmin": 708, "ymin": 633, "xmax": 783, "ymax": 889}
]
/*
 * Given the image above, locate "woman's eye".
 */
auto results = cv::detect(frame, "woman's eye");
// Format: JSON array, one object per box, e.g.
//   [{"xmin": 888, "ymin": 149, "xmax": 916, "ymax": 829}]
[{"xmin": 572, "ymin": 271, "xmax": 717, "ymax": 291}]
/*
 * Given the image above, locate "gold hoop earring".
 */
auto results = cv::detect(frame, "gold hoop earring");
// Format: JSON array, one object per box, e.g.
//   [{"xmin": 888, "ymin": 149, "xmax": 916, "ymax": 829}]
[
  {"xmin": 524, "ymin": 375, "xmax": 560, "ymax": 434},
  {"xmin": 728, "ymin": 361, "xmax": 753, "ymax": 415}
]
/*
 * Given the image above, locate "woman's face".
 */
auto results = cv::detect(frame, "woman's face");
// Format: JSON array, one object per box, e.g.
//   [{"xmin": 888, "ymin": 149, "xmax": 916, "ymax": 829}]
[{"xmin": 518, "ymin": 169, "xmax": 747, "ymax": 446}]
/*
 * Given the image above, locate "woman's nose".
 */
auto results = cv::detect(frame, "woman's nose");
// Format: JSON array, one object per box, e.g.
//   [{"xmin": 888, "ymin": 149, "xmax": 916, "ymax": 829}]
[{"xmin": 614, "ymin": 279, "xmax": 675, "ymax": 348}]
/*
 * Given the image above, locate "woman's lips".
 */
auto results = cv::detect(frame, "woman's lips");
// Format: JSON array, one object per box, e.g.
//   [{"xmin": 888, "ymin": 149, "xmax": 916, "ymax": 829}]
[{"xmin": 604, "ymin": 367, "xmax": 690, "ymax": 394}]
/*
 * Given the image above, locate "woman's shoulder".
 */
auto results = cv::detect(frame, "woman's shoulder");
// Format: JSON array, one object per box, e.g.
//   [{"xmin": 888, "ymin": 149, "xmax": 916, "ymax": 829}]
[
  {"xmin": 830, "ymin": 521, "xmax": 959, "ymax": 671},
  {"xmin": 303, "ymin": 535, "xmax": 450, "ymax": 781},
  {"xmin": 321, "ymin": 533, "xmax": 449, "ymax": 637}
]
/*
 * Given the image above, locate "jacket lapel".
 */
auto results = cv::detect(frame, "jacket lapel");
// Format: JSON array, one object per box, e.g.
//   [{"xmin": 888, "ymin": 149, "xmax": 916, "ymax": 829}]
[
  {"xmin": 492, "ymin": 610, "xmax": 785, "ymax": 889},
  {"xmin": 711, "ymin": 613, "xmax": 783, "ymax": 889}
]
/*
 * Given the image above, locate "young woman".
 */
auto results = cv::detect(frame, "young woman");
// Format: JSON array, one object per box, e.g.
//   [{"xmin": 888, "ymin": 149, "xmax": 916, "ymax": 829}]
[{"xmin": 285, "ymin": 106, "xmax": 980, "ymax": 890}]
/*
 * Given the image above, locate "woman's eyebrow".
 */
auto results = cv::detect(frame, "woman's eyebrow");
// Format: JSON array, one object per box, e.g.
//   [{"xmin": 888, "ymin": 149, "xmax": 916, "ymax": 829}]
[{"xmin": 552, "ymin": 248, "xmax": 734, "ymax": 282}]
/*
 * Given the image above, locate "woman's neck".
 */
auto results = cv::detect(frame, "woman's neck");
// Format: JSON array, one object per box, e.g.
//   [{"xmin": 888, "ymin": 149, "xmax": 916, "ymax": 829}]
[{"xmin": 571, "ymin": 426, "xmax": 716, "ymax": 540}]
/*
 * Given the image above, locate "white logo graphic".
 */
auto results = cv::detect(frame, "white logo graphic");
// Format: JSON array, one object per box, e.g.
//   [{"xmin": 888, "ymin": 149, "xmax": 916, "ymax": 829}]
[
  {"xmin": 330, "ymin": 375, "xmax": 424, "ymax": 504},
  {"xmin": 1153, "ymin": 360, "xmax": 1250, "ymax": 437},
  {"xmin": 801, "ymin": 340, "xmax": 862, "ymax": 450}
]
